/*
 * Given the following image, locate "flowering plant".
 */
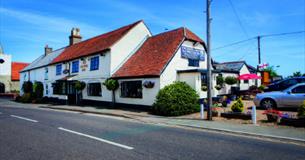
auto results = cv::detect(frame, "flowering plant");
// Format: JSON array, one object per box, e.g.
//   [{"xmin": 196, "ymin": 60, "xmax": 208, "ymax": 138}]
[{"xmin": 263, "ymin": 109, "xmax": 283, "ymax": 122}]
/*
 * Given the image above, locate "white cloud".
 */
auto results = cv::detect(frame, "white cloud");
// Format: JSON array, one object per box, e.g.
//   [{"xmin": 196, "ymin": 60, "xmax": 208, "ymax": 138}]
[{"xmin": 0, "ymin": 7, "xmax": 103, "ymax": 36}]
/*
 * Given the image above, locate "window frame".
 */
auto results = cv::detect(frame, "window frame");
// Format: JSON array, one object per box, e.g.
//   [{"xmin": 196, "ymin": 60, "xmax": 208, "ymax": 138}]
[
  {"xmin": 56, "ymin": 64, "xmax": 62, "ymax": 75},
  {"xmin": 188, "ymin": 59, "xmax": 200, "ymax": 67},
  {"xmin": 90, "ymin": 56, "xmax": 99, "ymax": 71},
  {"xmin": 120, "ymin": 81, "xmax": 143, "ymax": 98},
  {"xmin": 71, "ymin": 60, "xmax": 79, "ymax": 73},
  {"xmin": 87, "ymin": 83, "xmax": 102, "ymax": 97}
]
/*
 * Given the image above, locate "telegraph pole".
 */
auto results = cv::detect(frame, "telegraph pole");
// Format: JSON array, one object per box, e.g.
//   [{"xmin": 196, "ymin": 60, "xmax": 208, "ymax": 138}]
[
  {"xmin": 206, "ymin": 0, "xmax": 212, "ymax": 120},
  {"xmin": 257, "ymin": 36, "xmax": 261, "ymax": 65}
]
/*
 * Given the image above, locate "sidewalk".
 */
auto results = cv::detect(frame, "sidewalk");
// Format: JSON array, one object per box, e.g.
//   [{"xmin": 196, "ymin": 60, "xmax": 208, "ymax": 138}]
[{"xmin": 1, "ymin": 99, "xmax": 304, "ymax": 143}]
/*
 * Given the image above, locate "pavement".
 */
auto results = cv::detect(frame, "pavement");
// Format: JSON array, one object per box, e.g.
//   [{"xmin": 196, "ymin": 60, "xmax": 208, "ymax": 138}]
[{"xmin": 1, "ymin": 99, "xmax": 305, "ymax": 160}]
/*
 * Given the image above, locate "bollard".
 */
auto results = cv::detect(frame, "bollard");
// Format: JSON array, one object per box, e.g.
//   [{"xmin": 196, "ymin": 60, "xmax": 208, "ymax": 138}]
[
  {"xmin": 200, "ymin": 103, "xmax": 204, "ymax": 119},
  {"xmin": 252, "ymin": 106, "xmax": 256, "ymax": 125}
]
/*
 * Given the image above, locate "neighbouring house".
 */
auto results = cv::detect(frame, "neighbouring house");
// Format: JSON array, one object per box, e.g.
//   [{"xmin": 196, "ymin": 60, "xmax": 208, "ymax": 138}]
[
  {"xmin": 20, "ymin": 20, "xmax": 259, "ymax": 108},
  {"xmin": 0, "ymin": 45, "xmax": 29, "ymax": 93},
  {"xmin": 213, "ymin": 61, "xmax": 261, "ymax": 95}
]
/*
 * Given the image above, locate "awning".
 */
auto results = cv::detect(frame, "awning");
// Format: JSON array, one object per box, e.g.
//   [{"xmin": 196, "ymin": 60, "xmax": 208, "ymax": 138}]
[{"xmin": 238, "ymin": 74, "xmax": 261, "ymax": 80}]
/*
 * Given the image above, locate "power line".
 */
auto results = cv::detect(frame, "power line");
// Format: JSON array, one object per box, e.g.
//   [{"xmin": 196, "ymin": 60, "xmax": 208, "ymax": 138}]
[
  {"xmin": 212, "ymin": 37, "xmax": 255, "ymax": 50},
  {"xmin": 260, "ymin": 30, "xmax": 305, "ymax": 38},
  {"xmin": 228, "ymin": 0, "xmax": 249, "ymax": 38},
  {"xmin": 212, "ymin": 30, "xmax": 305, "ymax": 50}
]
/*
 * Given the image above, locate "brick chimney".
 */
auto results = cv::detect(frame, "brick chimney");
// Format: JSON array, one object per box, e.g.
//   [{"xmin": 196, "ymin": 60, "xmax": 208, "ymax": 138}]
[
  {"xmin": 69, "ymin": 28, "xmax": 82, "ymax": 45},
  {"xmin": 44, "ymin": 45, "xmax": 53, "ymax": 55}
]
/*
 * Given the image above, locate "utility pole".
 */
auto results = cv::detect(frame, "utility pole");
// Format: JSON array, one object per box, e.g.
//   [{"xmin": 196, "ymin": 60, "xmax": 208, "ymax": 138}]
[
  {"xmin": 257, "ymin": 36, "xmax": 261, "ymax": 65},
  {"xmin": 206, "ymin": 0, "xmax": 212, "ymax": 120}
]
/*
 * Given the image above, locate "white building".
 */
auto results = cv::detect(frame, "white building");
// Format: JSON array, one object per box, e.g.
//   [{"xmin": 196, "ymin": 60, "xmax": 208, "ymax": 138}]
[{"xmin": 20, "ymin": 20, "xmax": 258, "ymax": 108}]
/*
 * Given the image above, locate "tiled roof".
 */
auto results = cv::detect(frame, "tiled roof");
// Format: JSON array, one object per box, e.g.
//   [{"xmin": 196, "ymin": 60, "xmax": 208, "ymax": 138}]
[
  {"xmin": 21, "ymin": 48, "xmax": 65, "ymax": 72},
  {"xmin": 112, "ymin": 27, "xmax": 205, "ymax": 78},
  {"xmin": 11, "ymin": 62, "xmax": 29, "ymax": 81},
  {"xmin": 51, "ymin": 20, "xmax": 142, "ymax": 64},
  {"xmin": 213, "ymin": 61, "xmax": 245, "ymax": 72}
]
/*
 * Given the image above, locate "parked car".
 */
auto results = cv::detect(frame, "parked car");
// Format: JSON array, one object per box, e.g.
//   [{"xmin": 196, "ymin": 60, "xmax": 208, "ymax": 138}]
[
  {"xmin": 265, "ymin": 77, "xmax": 305, "ymax": 92},
  {"xmin": 254, "ymin": 83, "xmax": 305, "ymax": 109}
]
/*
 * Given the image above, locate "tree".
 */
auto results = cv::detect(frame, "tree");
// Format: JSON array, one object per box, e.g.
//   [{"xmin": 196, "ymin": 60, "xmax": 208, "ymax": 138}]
[
  {"xmin": 75, "ymin": 81, "xmax": 86, "ymax": 105},
  {"xmin": 103, "ymin": 79, "xmax": 119, "ymax": 107},
  {"xmin": 263, "ymin": 66, "xmax": 278, "ymax": 77},
  {"xmin": 292, "ymin": 71, "xmax": 302, "ymax": 77}
]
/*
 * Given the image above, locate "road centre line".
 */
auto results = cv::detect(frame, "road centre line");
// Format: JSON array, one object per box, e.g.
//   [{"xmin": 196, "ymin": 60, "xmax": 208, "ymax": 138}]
[
  {"xmin": 58, "ymin": 127, "xmax": 134, "ymax": 150},
  {"xmin": 10, "ymin": 115, "xmax": 38, "ymax": 123}
]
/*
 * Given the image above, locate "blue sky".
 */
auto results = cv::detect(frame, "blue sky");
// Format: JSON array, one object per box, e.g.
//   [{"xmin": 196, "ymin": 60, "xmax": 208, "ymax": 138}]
[{"xmin": 0, "ymin": 0, "xmax": 304, "ymax": 76}]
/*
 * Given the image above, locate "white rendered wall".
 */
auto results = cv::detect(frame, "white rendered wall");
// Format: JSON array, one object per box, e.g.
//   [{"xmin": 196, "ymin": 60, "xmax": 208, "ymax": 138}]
[
  {"xmin": 115, "ymin": 78, "xmax": 160, "ymax": 106},
  {"xmin": 110, "ymin": 22, "xmax": 151, "ymax": 75},
  {"xmin": 0, "ymin": 54, "xmax": 11, "ymax": 76}
]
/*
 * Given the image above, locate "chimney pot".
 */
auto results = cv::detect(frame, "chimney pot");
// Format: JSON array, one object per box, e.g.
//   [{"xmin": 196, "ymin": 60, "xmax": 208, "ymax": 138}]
[
  {"xmin": 69, "ymin": 28, "xmax": 82, "ymax": 45},
  {"xmin": 44, "ymin": 45, "xmax": 53, "ymax": 55}
]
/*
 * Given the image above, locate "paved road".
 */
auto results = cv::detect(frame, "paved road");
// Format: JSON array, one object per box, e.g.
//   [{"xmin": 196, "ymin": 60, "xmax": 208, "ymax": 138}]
[{"xmin": 0, "ymin": 105, "xmax": 304, "ymax": 160}]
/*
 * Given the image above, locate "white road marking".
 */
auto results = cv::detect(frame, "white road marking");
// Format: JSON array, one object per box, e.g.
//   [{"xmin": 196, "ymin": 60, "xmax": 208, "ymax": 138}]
[
  {"xmin": 58, "ymin": 127, "xmax": 134, "ymax": 150},
  {"xmin": 10, "ymin": 115, "xmax": 38, "ymax": 123}
]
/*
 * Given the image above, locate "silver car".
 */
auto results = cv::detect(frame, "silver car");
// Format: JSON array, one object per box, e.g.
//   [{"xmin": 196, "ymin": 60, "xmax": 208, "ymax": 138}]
[{"xmin": 254, "ymin": 83, "xmax": 305, "ymax": 109}]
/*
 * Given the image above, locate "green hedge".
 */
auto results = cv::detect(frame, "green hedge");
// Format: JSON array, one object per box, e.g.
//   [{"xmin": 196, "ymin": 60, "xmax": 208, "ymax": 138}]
[{"xmin": 153, "ymin": 81, "xmax": 200, "ymax": 116}]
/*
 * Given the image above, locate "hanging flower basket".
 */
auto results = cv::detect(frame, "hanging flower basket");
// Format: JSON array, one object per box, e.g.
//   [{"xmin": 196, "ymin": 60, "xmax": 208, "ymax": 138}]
[
  {"xmin": 0, "ymin": 59, "xmax": 4, "ymax": 64},
  {"xmin": 201, "ymin": 85, "xmax": 207, "ymax": 91},
  {"xmin": 143, "ymin": 81, "xmax": 155, "ymax": 88}
]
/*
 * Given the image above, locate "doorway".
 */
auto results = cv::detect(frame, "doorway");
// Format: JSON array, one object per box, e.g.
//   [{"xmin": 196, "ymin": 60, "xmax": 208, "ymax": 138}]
[{"xmin": 0, "ymin": 83, "xmax": 5, "ymax": 93}]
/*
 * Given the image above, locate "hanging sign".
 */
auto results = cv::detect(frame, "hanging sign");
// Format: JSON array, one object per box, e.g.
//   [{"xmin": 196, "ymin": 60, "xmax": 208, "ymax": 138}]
[{"xmin": 181, "ymin": 46, "xmax": 205, "ymax": 61}]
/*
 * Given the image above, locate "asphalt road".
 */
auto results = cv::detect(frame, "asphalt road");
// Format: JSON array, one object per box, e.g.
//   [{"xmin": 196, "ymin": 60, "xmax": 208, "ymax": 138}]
[{"xmin": 0, "ymin": 104, "xmax": 304, "ymax": 160}]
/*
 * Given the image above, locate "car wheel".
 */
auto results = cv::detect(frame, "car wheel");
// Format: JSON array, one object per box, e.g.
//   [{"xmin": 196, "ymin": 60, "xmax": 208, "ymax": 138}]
[{"xmin": 261, "ymin": 99, "xmax": 277, "ymax": 109}]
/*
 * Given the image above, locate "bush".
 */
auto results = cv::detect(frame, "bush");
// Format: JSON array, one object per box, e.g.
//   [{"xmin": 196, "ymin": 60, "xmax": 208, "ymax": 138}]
[
  {"xmin": 103, "ymin": 79, "xmax": 119, "ymax": 91},
  {"xmin": 75, "ymin": 81, "xmax": 86, "ymax": 91},
  {"xmin": 33, "ymin": 81, "xmax": 44, "ymax": 99},
  {"xmin": 153, "ymin": 81, "xmax": 200, "ymax": 116},
  {"xmin": 231, "ymin": 98, "xmax": 244, "ymax": 112},
  {"xmin": 216, "ymin": 75, "xmax": 224, "ymax": 86},
  {"xmin": 258, "ymin": 85, "xmax": 265, "ymax": 91},
  {"xmin": 22, "ymin": 81, "xmax": 33, "ymax": 93},
  {"xmin": 225, "ymin": 76, "xmax": 238, "ymax": 85},
  {"xmin": 297, "ymin": 100, "xmax": 305, "ymax": 118},
  {"xmin": 20, "ymin": 93, "xmax": 32, "ymax": 103}
]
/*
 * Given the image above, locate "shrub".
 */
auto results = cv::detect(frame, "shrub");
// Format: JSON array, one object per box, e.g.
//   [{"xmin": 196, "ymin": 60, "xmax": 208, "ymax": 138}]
[
  {"xmin": 153, "ymin": 81, "xmax": 200, "ymax": 116},
  {"xmin": 103, "ymin": 79, "xmax": 119, "ymax": 91},
  {"xmin": 297, "ymin": 100, "xmax": 305, "ymax": 118},
  {"xmin": 225, "ymin": 76, "xmax": 237, "ymax": 85},
  {"xmin": 231, "ymin": 98, "xmax": 244, "ymax": 112},
  {"xmin": 20, "ymin": 93, "xmax": 32, "ymax": 103},
  {"xmin": 22, "ymin": 81, "xmax": 33, "ymax": 93},
  {"xmin": 258, "ymin": 85, "xmax": 265, "ymax": 91},
  {"xmin": 33, "ymin": 81, "xmax": 44, "ymax": 99},
  {"xmin": 75, "ymin": 81, "xmax": 86, "ymax": 91},
  {"xmin": 216, "ymin": 75, "xmax": 224, "ymax": 86}
]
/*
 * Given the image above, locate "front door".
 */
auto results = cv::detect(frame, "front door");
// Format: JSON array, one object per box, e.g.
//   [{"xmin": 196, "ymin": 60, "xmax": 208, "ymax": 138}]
[{"xmin": 67, "ymin": 81, "xmax": 77, "ymax": 105}]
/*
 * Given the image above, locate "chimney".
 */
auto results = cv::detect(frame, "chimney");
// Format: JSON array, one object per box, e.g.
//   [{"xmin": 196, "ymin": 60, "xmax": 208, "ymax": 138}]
[
  {"xmin": 69, "ymin": 28, "xmax": 82, "ymax": 45},
  {"xmin": 44, "ymin": 45, "xmax": 53, "ymax": 55}
]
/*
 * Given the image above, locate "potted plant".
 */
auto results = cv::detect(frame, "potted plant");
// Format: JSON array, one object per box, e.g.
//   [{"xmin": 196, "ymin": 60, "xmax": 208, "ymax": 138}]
[
  {"xmin": 215, "ymin": 85, "xmax": 222, "ymax": 91},
  {"xmin": 201, "ymin": 85, "xmax": 207, "ymax": 91},
  {"xmin": 143, "ymin": 81, "xmax": 155, "ymax": 88},
  {"xmin": 263, "ymin": 109, "xmax": 282, "ymax": 122}
]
